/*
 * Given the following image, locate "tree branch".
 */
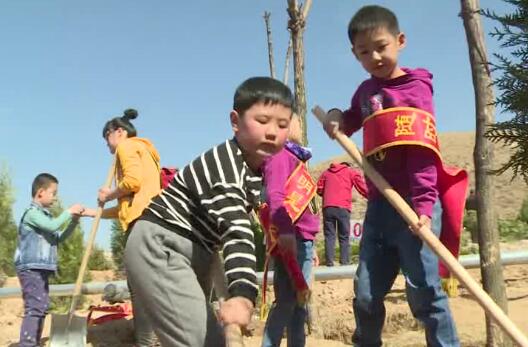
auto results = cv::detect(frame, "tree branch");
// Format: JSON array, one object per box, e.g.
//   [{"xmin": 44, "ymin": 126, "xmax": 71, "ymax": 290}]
[
  {"xmin": 263, "ymin": 11, "xmax": 276, "ymax": 79},
  {"xmin": 301, "ymin": 0, "xmax": 312, "ymax": 19}
]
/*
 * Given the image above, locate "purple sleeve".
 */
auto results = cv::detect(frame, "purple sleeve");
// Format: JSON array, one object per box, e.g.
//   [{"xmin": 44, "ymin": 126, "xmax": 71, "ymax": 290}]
[
  {"xmin": 342, "ymin": 91, "xmax": 363, "ymax": 137},
  {"xmin": 408, "ymin": 146, "xmax": 438, "ymax": 218},
  {"xmin": 263, "ymin": 150, "xmax": 296, "ymax": 235}
]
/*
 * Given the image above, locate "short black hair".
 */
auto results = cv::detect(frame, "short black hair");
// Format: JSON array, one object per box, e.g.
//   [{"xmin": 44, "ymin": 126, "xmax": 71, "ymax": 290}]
[
  {"xmin": 102, "ymin": 108, "xmax": 139, "ymax": 139},
  {"xmin": 348, "ymin": 5, "xmax": 400, "ymax": 45},
  {"xmin": 32, "ymin": 173, "xmax": 58, "ymax": 197},
  {"xmin": 233, "ymin": 77, "xmax": 294, "ymax": 116}
]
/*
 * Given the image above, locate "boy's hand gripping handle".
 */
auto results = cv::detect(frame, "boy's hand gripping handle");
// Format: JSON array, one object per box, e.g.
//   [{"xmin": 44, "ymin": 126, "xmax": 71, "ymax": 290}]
[
  {"xmin": 312, "ymin": 105, "xmax": 528, "ymax": 347},
  {"xmin": 211, "ymin": 252, "xmax": 245, "ymax": 347}
]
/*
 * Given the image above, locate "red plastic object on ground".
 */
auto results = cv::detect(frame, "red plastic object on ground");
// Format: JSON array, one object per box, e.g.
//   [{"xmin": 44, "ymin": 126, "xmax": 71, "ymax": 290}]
[{"xmin": 87, "ymin": 303, "xmax": 133, "ymax": 325}]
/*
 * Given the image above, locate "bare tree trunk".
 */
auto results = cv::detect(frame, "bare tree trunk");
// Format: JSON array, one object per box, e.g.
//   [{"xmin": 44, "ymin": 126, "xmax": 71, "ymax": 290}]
[
  {"xmin": 283, "ymin": 38, "xmax": 293, "ymax": 85},
  {"xmin": 287, "ymin": 0, "xmax": 312, "ymax": 146},
  {"xmin": 460, "ymin": 1, "xmax": 511, "ymax": 346},
  {"xmin": 263, "ymin": 12, "xmax": 276, "ymax": 79}
]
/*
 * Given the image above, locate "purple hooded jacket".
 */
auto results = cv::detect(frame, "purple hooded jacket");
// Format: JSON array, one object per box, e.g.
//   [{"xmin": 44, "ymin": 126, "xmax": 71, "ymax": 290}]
[
  {"xmin": 342, "ymin": 67, "xmax": 439, "ymax": 218},
  {"xmin": 262, "ymin": 142, "xmax": 320, "ymax": 241}
]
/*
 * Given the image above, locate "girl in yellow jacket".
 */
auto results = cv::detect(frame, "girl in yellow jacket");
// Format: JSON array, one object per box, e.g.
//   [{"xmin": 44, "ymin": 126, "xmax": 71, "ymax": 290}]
[
  {"xmin": 85, "ymin": 108, "xmax": 161, "ymax": 347},
  {"xmin": 98, "ymin": 109, "xmax": 161, "ymax": 231}
]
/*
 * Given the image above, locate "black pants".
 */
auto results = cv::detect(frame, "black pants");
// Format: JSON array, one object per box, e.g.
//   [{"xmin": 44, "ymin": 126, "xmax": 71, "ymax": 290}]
[{"xmin": 323, "ymin": 207, "xmax": 351, "ymax": 266}]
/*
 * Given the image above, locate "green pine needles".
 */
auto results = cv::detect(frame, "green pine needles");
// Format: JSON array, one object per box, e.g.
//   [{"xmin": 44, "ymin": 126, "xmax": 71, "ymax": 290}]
[{"xmin": 483, "ymin": 0, "xmax": 528, "ymax": 182}]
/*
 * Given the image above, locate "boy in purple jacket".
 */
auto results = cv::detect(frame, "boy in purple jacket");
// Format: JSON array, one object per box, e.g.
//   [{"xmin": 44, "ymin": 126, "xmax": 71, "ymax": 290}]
[
  {"xmin": 317, "ymin": 162, "xmax": 367, "ymax": 266},
  {"xmin": 261, "ymin": 114, "xmax": 319, "ymax": 347},
  {"xmin": 323, "ymin": 5, "xmax": 459, "ymax": 347}
]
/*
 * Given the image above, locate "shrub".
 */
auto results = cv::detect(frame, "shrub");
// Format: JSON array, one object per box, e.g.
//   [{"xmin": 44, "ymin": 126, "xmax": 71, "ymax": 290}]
[
  {"xmin": 463, "ymin": 211, "xmax": 478, "ymax": 237},
  {"xmin": 0, "ymin": 168, "xmax": 17, "ymax": 277},
  {"xmin": 88, "ymin": 246, "xmax": 113, "ymax": 271},
  {"xmin": 110, "ymin": 220, "xmax": 127, "ymax": 277},
  {"xmin": 498, "ymin": 219, "xmax": 528, "ymax": 242},
  {"xmin": 518, "ymin": 196, "xmax": 528, "ymax": 223}
]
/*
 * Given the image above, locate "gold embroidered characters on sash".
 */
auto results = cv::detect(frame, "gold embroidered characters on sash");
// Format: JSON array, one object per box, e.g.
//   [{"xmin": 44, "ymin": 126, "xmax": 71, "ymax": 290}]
[
  {"xmin": 423, "ymin": 114, "xmax": 437, "ymax": 142},
  {"xmin": 394, "ymin": 113, "xmax": 416, "ymax": 137},
  {"xmin": 284, "ymin": 163, "xmax": 317, "ymax": 222},
  {"xmin": 362, "ymin": 107, "xmax": 441, "ymax": 158}
]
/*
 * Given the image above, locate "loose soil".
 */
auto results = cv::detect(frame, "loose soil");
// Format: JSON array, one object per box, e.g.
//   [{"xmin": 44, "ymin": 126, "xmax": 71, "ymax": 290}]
[{"xmin": 1, "ymin": 262, "xmax": 528, "ymax": 346}]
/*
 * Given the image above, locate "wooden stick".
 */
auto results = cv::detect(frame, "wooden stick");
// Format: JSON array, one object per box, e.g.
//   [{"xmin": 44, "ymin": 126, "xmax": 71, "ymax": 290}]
[
  {"xmin": 211, "ymin": 252, "xmax": 245, "ymax": 347},
  {"xmin": 312, "ymin": 106, "xmax": 528, "ymax": 347},
  {"xmin": 263, "ymin": 11, "xmax": 276, "ymax": 79},
  {"xmin": 68, "ymin": 157, "xmax": 116, "ymax": 320},
  {"xmin": 283, "ymin": 38, "xmax": 292, "ymax": 85}
]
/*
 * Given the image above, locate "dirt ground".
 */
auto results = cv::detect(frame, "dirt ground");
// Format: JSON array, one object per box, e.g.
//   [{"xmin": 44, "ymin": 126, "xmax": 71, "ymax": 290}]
[{"xmin": 2, "ymin": 257, "xmax": 528, "ymax": 347}]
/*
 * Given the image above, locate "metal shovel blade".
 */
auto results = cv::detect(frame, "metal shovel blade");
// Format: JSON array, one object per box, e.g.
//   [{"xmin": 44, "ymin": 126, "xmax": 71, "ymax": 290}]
[{"xmin": 49, "ymin": 313, "xmax": 87, "ymax": 346}]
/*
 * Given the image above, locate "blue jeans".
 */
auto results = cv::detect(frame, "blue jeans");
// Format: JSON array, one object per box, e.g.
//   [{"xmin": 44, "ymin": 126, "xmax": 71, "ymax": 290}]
[
  {"xmin": 262, "ymin": 238, "xmax": 313, "ymax": 347},
  {"xmin": 352, "ymin": 199, "xmax": 459, "ymax": 347},
  {"xmin": 17, "ymin": 269, "xmax": 51, "ymax": 347},
  {"xmin": 323, "ymin": 207, "xmax": 351, "ymax": 265}
]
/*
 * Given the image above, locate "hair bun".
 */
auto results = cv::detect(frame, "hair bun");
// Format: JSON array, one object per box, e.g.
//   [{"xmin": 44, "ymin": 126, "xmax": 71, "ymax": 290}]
[{"xmin": 123, "ymin": 108, "xmax": 138, "ymax": 120}]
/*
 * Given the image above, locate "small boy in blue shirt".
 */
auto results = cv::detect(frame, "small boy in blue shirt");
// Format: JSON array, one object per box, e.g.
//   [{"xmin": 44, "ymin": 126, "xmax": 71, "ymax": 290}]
[{"xmin": 14, "ymin": 173, "xmax": 86, "ymax": 347}]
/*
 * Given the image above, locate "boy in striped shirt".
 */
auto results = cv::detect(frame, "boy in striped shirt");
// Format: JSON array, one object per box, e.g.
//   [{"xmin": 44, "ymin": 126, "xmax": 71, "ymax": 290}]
[{"xmin": 124, "ymin": 76, "xmax": 294, "ymax": 346}]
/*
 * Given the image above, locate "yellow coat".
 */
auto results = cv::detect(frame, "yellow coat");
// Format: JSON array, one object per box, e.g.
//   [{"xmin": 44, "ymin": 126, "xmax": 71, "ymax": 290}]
[{"xmin": 102, "ymin": 137, "xmax": 161, "ymax": 231}]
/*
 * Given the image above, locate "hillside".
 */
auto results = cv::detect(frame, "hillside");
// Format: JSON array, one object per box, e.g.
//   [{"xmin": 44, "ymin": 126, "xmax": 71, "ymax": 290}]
[{"xmin": 310, "ymin": 131, "xmax": 528, "ymax": 220}]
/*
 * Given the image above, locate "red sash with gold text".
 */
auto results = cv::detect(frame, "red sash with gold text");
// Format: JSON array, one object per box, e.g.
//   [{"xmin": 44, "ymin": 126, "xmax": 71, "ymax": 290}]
[
  {"xmin": 363, "ymin": 107, "xmax": 469, "ymax": 278},
  {"xmin": 258, "ymin": 160, "xmax": 315, "ymax": 313}
]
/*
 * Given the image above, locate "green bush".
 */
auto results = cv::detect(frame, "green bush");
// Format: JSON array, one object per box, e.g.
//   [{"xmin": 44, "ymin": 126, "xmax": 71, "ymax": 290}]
[
  {"xmin": 110, "ymin": 220, "xmax": 127, "ymax": 277},
  {"xmin": 498, "ymin": 219, "xmax": 528, "ymax": 242},
  {"xmin": 518, "ymin": 196, "xmax": 528, "ymax": 223},
  {"xmin": 463, "ymin": 210, "xmax": 478, "ymax": 237},
  {"xmin": 88, "ymin": 246, "xmax": 113, "ymax": 271},
  {"xmin": 459, "ymin": 227, "xmax": 479, "ymax": 255},
  {"xmin": 0, "ymin": 168, "xmax": 17, "ymax": 277}
]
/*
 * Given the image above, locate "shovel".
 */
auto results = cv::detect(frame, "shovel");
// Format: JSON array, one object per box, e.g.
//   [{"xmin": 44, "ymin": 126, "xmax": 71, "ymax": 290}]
[
  {"xmin": 49, "ymin": 158, "xmax": 116, "ymax": 346},
  {"xmin": 211, "ymin": 251, "xmax": 245, "ymax": 347},
  {"xmin": 312, "ymin": 106, "xmax": 528, "ymax": 347}
]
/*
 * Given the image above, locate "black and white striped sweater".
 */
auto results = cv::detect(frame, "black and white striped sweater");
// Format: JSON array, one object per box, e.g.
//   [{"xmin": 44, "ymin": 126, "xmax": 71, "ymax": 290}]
[{"xmin": 141, "ymin": 138, "xmax": 262, "ymax": 303}]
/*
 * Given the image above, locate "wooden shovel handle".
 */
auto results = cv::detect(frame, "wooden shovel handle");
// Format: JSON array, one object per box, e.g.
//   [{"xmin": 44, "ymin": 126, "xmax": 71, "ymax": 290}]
[
  {"xmin": 211, "ymin": 252, "xmax": 245, "ymax": 347},
  {"xmin": 68, "ymin": 157, "xmax": 116, "ymax": 315},
  {"xmin": 312, "ymin": 106, "xmax": 528, "ymax": 347}
]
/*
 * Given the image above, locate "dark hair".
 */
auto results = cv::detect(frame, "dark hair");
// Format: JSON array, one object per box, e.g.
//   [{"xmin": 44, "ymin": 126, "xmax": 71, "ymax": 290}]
[
  {"xmin": 32, "ymin": 173, "xmax": 58, "ymax": 197},
  {"xmin": 233, "ymin": 77, "xmax": 294, "ymax": 116},
  {"xmin": 348, "ymin": 5, "xmax": 400, "ymax": 45},
  {"xmin": 102, "ymin": 108, "xmax": 139, "ymax": 138}
]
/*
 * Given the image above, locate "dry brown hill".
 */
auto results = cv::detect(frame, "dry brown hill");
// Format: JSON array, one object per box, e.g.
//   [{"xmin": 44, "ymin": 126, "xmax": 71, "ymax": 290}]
[{"xmin": 310, "ymin": 131, "xmax": 528, "ymax": 220}]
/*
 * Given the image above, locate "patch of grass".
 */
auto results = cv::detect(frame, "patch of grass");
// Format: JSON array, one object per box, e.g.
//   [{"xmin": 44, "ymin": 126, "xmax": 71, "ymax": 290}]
[
  {"xmin": 499, "ymin": 219, "xmax": 528, "ymax": 242},
  {"xmin": 462, "ymin": 207, "xmax": 528, "ymax": 249},
  {"xmin": 519, "ymin": 194, "xmax": 528, "ymax": 223},
  {"xmin": 49, "ymin": 295, "xmax": 86, "ymax": 313},
  {"xmin": 459, "ymin": 228, "xmax": 479, "ymax": 255},
  {"xmin": 315, "ymin": 239, "xmax": 360, "ymax": 266}
]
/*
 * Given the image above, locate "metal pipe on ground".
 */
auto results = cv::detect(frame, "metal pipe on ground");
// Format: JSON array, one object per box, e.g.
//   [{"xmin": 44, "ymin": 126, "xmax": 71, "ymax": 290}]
[{"xmin": 1, "ymin": 250, "xmax": 527, "ymax": 299}]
